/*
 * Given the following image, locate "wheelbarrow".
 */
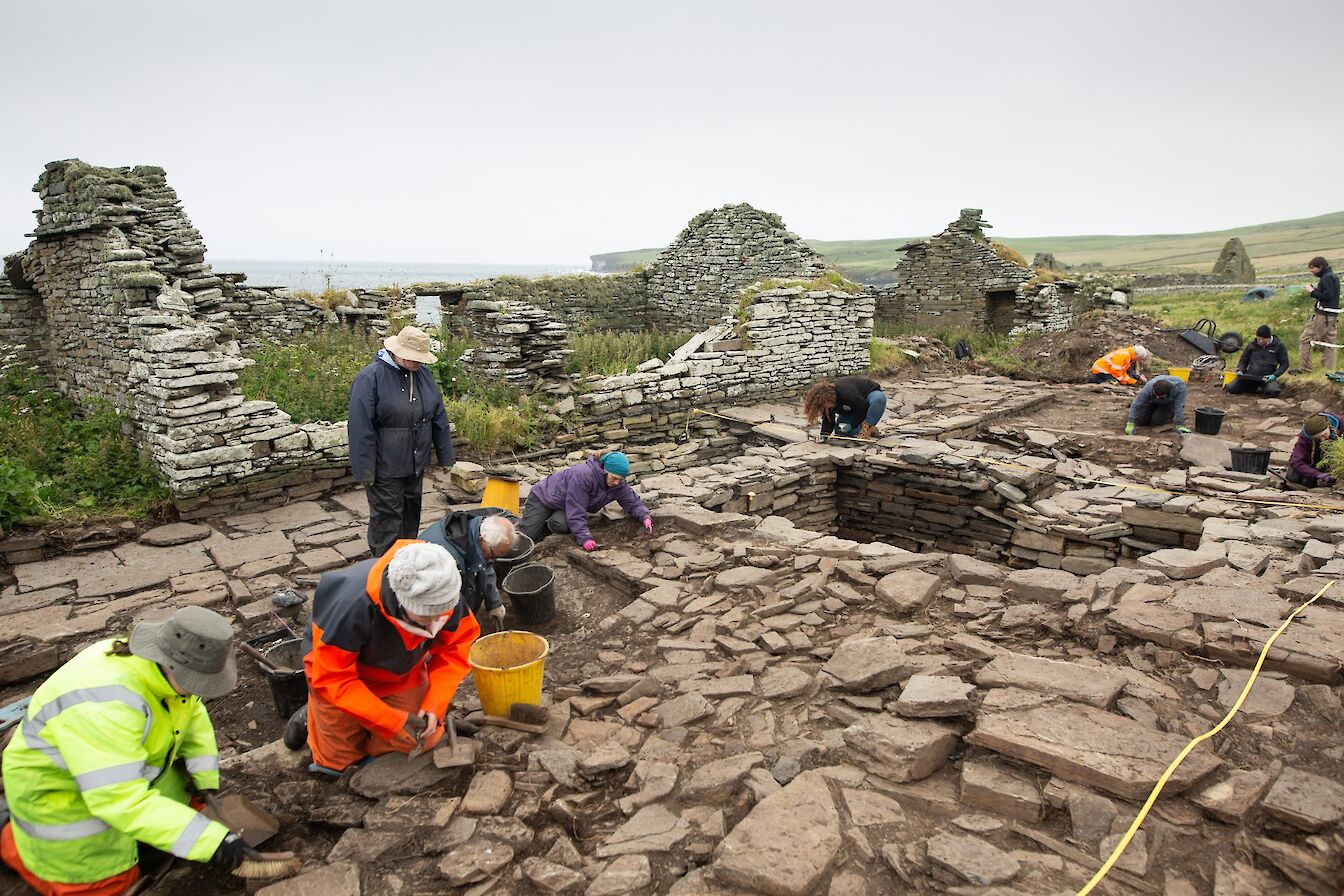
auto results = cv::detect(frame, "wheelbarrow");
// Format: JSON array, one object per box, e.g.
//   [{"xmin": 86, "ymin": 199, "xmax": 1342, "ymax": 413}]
[{"xmin": 1172, "ymin": 318, "xmax": 1242, "ymax": 356}]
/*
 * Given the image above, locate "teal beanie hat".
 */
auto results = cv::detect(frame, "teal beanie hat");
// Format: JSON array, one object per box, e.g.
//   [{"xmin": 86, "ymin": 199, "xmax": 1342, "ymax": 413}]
[{"xmin": 601, "ymin": 452, "xmax": 631, "ymax": 477}]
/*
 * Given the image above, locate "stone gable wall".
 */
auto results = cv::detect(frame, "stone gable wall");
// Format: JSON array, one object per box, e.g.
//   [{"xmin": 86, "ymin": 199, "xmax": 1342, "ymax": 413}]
[
  {"xmin": 877, "ymin": 209, "xmax": 1048, "ymax": 333},
  {"xmin": 644, "ymin": 204, "xmax": 831, "ymax": 331}
]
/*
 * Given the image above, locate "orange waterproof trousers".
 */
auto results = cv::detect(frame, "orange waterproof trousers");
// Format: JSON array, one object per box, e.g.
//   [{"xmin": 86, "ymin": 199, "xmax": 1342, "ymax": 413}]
[
  {"xmin": 1, "ymin": 822, "xmax": 140, "ymax": 896},
  {"xmin": 306, "ymin": 666, "xmax": 445, "ymax": 771}
]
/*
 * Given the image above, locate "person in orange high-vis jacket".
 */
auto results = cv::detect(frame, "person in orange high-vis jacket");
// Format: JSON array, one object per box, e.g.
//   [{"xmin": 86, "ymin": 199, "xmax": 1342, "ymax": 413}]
[
  {"xmin": 302, "ymin": 540, "xmax": 479, "ymax": 775},
  {"xmin": 1087, "ymin": 344, "xmax": 1150, "ymax": 385}
]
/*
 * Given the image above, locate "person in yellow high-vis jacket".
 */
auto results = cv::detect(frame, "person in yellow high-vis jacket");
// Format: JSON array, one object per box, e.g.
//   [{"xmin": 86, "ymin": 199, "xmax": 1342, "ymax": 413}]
[{"xmin": 1, "ymin": 606, "xmax": 256, "ymax": 896}]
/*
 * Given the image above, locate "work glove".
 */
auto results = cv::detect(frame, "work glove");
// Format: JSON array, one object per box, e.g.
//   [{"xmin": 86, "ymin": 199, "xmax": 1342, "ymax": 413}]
[
  {"xmin": 642, "ymin": 517, "xmax": 653, "ymax": 534},
  {"xmin": 1264, "ymin": 374, "xmax": 1276, "ymax": 383},
  {"xmin": 1124, "ymin": 422, "xmax": 1136, "ymax": 435},
  {"xmin": 418, "ymin": 710, "xmax": 440, "ymax": 741},
  {"xmin": 488, "ymin": 605, "xmax": 507, "ymax": 624},
  {"xmin": 582, "ymin": 539, "xmax": 597, "ymax": 552},
  {"xmin": 1322, "ymin": 475, "xmax": 1338, "ymax": 487},
  {"xmin": 1175, "ymin": 426, "xmax": 1191, "ymax": 435},
  {"xmin": 211, "ymin": 834, "xmax": 262, "ymax": 871}
]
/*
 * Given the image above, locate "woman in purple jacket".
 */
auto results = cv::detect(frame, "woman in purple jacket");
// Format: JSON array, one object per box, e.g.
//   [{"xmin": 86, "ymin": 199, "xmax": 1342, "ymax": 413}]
[
  {"xmin": 519, "ymin": 452, "xmax": 652, "ymax": 551},
  {"xmin": 1287, "ymin": 414, "xmax": 1339, "ymax": 488}
]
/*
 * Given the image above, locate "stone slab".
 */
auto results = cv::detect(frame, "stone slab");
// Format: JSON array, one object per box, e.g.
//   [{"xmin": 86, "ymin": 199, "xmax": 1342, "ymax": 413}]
[
  {"xmin": 975, "ymin": 654, "xmax": 1126, "ymax": 709},
  {"xmin": 967, "ymin": 703, "xmax": 1221, "ymax": 800},
  {"xmin": 713, "ymin": 771, "xmax": 841, "ymax": 896}
]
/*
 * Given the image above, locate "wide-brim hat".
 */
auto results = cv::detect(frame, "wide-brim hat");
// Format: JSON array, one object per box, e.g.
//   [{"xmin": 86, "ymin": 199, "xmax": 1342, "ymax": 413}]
[
  {"xmin": 384, "ymin": 326, "xmax": 438, "ymax": 364},
  {"xmin": 130, "ymin": 606, "xmax": 237, "ymax": 699}
]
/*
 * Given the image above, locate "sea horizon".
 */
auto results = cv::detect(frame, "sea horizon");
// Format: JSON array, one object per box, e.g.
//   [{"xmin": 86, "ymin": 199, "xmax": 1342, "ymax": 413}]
[{"xmin": 211, "ymin": 258, "xmax": 592, "ymax": 293}]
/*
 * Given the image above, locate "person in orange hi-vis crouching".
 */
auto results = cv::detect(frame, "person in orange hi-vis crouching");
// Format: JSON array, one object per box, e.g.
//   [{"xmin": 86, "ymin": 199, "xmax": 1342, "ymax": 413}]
[
  {"xmin": 1087, "ymin": 344, "xmax": 1151, "ymax": 385},
  {"xmin": 300, "ymin": 540, "xmax": 479, "ymax": 776}
]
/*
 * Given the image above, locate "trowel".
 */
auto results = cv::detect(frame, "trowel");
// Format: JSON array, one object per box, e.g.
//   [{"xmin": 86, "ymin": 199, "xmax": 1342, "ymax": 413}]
[{"xmin": 201, "ymin": 792, "xmax": 281, "ymax": 848}]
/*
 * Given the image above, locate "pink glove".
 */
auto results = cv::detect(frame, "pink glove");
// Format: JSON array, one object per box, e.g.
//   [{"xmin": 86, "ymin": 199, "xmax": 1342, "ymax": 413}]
[
  {"xmin": 582, "ymin": 539, "xmax": 597, "ymax": 552},
  {"xmin": 642, "ymin": 517, "xmax": 653, "ymax": 534}
]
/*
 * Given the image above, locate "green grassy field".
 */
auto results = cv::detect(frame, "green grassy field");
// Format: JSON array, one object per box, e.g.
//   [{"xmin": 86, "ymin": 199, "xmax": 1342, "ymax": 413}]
[{"xmin": 591, "ymin": 210, "xmax": 1344, "ymax": 284}]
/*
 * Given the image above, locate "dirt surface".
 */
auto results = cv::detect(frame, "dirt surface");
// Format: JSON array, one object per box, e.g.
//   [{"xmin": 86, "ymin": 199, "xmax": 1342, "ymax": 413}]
[{"xmin": 1014, "ymin": 312, "xmax": 1210, "ymax": 383}]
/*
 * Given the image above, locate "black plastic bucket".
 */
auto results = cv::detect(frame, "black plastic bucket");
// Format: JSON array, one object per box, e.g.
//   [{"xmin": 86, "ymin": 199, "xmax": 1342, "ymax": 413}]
[
  {"xmin": 502, "ymin": 562, "xmax": 556, "ymax": 627},
  {"xmin": 1194, "ymin": 407, "xmax": 1226, "ymax": 435},
  {"xmin": 493, "ymin": 533, "xmax": 535, "ymax": 581},
  {"xmin": 1229, "ymin": 447, "xmax": 1271, "ymax": 475},
  {"xmin": 250, "ymin": 637, "xmax": 307, "ymax": 719}
]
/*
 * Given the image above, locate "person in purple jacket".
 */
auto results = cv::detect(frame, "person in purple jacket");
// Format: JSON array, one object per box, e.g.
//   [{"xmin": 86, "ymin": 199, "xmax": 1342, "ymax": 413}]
[
  {"xmin": 1286, "ymin": 414, "xmax": 1339, "ymax": 489},
  {"xmin": 518, "ymin": 452, "xmax": 652, "ymax": 551}
]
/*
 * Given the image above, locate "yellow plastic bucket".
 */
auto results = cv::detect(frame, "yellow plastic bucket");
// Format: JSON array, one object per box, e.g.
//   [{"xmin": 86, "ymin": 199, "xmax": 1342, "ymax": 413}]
[
  {"xmin": 468, "ymin": 630, "xmax": 549, "ymax": 717},
  {"xmin": 1222, "ymin": 370, "xmax": 1237, "ymax": 386},
  {"xmin": 1167, "ymin": 367, "xmax": 1191, "ymax": 381},
  {"xmin": 481, "ymin": 478, "xmax": 520, "ymax": 515}
]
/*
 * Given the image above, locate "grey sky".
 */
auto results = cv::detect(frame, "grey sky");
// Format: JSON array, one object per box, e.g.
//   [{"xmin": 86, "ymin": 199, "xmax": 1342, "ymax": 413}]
[{"xmin": 1, "ymin": 0, "xmax": 1339, "ymax": 264}]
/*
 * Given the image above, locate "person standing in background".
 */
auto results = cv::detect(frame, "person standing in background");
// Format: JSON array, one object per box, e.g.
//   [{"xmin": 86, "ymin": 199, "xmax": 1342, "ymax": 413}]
[
  {"xmin": 1296, "ymin": 256, "xmax": 1340, "ymax": 372},
  {"xmin": 348, "ymin": 326, "xmax": 455, "ymax": 558}
]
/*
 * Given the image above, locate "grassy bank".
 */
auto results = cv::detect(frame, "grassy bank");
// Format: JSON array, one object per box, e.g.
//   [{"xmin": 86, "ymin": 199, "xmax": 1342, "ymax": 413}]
[
  {"xmin": 239, "ymin": 328, "xmax": 557, "ymax": 454},
  {"xmin": 565, "ymin": 330, "xmax": 690, "ymax": 376},
  {"xmin": 591, "ymin": 209, "xmax": 1344, "ymax": 283},
  {"xmin": 872, "ymin": 321, "xmax": 1032, "ymax": 376},
  {"xmin": 0, "ymin": 362, "xmax": 167, "ymax": 531}
]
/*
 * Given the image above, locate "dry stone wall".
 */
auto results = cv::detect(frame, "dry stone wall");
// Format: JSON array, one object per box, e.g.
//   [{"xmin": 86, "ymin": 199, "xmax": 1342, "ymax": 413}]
[
  {"xmin": 573, "ymin": 287, "xmax": 873, "ymax": 453},
  {"xmin": 878, "ymin": 209, "xmax": 1057, "ymax": 335},
  {"xmin": 434, "ymin": 274, "xmax": 651, "ymax": 334},
  {"xmin": 4, "ymin": 160, "xmax": 354, "ymax": 511},
  {"xmin": 1212, "ymin": 237, "xmax": 1256, "ymax": 283},
  {"xmin": 0, "ymin": 259, "xmax": 50, "ymax": 370},
  {"xmin": 644, "ymin": 204, "xmax": 831, "ymax": 331},
  {"xmin": 460, "ymin": 299, "xmax": 571, "ymax": 387}
]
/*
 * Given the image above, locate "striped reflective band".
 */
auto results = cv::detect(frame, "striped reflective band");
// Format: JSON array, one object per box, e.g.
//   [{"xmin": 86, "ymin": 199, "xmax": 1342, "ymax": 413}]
[
  {"xmin": 23, "ymin": 685, "xmax": 153, "ymax": 769},
  {"xmin": 12, "ymin": 814, "xmax": 110, "ymax": 842},
  {"xmin": 183, "ymin": 755, "xmax": 219, "ymax": 774},
  {"xmin": 169, "ymin": 812, "xmax": 215, "ymax": 859},
  {"xmin": 73, "ymin": 761, "xmax": 149, "ymax": 792}
]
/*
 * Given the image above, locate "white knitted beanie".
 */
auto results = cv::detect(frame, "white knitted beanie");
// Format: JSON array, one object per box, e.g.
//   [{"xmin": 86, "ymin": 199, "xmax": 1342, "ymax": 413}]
[{"xmin": 387, "ymin": 543, "xmax": 462, "ymax": 617}]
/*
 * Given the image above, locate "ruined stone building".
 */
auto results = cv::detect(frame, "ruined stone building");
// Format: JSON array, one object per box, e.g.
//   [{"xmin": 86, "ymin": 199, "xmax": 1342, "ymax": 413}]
[
  {"xmin": 877, "ymin": 209, "xmax": 1077, "ymax": 336},
  {"xmin": 1212, "ymin": 237, "xmax": 1256, "ymax": 283},
  {"xmin": 0, "ymin": 164, "xmax": 869, "ymax": 512},
  {"xmin": 642, "ymin": 204, "xmax": 831, "ymax": 330}
]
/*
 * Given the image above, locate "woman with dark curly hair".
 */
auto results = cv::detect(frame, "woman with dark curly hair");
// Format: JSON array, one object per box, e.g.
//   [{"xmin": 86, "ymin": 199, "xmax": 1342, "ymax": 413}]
[{"xmin": 803, "ymin": 375, "xmax": 887, "ymax": 441}]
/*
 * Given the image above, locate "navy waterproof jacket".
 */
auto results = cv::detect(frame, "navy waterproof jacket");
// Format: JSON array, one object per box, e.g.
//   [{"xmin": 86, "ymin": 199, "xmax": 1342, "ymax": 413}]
[
  {"xmin": 420, "ymin": 512, "xmax": 501, "ymax": 614},
  {"xmin": 347, "ymin": 350, "xmax": 454, "ymax": 482}
]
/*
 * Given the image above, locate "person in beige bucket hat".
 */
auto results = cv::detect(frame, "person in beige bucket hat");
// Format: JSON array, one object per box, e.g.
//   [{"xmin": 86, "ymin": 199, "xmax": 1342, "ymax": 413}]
[
  {"xmin": 0, "ymin": 606, "xmax": 260, "ymax": 891},
  {"xmin": 348, "ymin": 325, "xmax": 456, "ymax": 558}
]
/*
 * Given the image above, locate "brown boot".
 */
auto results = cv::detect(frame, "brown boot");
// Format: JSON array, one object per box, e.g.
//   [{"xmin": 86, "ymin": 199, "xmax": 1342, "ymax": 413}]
[{"xmin": 859, "ymin": 423, "xmax": 880, "ymax": 440}]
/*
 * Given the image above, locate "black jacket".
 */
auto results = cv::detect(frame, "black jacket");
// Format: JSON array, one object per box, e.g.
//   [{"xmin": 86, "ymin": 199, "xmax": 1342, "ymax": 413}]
[
  {"xmin": 1237, "ymin": 337, "xmax": 1289, "ymax": 379},
  {"xmin": 347, "ymin": 351, "xmax": 454, "ymax": 482},
  {"xmin": 1310, "ymin": 265, "xmax": 1341, "ymax": 312},
  {"xmin": 821, "ymin": 376, "xmax": 882, "ymax": 436},
  {"xmin": 419, "ymin": 512, "xmax": 501, "ymax": 614}
]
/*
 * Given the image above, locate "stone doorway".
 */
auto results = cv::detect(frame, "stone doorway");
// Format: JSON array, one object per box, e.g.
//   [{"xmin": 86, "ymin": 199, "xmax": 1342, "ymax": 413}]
[{"xmin": 986, "ymin": 290, "xmax": 1018, "ymax": 333}]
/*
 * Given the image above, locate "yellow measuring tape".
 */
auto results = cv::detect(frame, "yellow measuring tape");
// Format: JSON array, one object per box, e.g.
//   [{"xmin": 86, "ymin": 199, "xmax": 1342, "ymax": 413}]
[{"xmin": 1076, "ymin": 579, "xmax": 1336, "ymax": 895}]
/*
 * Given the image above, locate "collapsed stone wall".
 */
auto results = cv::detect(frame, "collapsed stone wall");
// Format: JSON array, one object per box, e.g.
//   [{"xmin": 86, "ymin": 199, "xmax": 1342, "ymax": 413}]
[
  {"xmin": 0, "ymin": 258, "xmax": 51, "ymax": 372},
  {"xmin": 644, "ymin": 204, "xmax": 831, "ymax": 331},
  {"xmin": 126, "ymin": 310, "xmax": 349, "ymax": 514},
  {"xmin": 877, "ymin": 209, "xmax": 1046, "ymax": 334},
  {"xmin": 573, "ymin": 287, "xmax": 873, "ymax": 455},
  {"xmin": 3, "ymin": 160, "xmax": 354, "ymax": 511},
  {"xmin": 1212, "ymin": 237, "xmax": 1256, "ymax": 283},
  {"xmin": 460, "ymin": 299, "xmax": 571, "ymax": 388},
  {"xmin": 427, "ymin": 274, "xmax": 651, "ymax": 334}
]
